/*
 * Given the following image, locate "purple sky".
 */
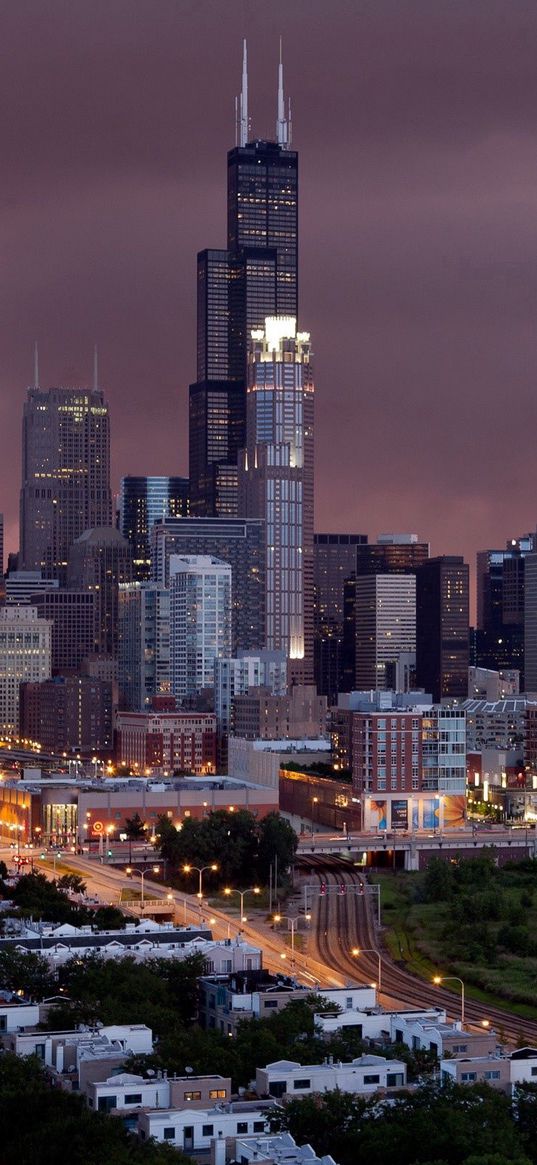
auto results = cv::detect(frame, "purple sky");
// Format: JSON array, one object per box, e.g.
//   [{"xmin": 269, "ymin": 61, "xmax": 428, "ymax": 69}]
[{"xmin": 2, "ymin": 0, "xmax": 537, "ymax": 610}]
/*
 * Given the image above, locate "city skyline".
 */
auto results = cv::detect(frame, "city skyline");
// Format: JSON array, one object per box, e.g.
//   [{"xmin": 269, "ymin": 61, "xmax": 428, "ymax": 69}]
[{"xmin": 2, "ymin": 1, "xmax": 537, "ymax": 596}]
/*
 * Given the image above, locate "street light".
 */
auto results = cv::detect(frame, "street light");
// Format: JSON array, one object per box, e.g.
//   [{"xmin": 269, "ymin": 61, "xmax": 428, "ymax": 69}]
[
  {"xmin": 312, "ymin": 796, "xmax": 319, "ymax": 837},
  {"xmin": 273, "ymin": 913, "xmax": 311, "ymax": 961},
  {"xmin": 223, "ymin": 885, "xmax": 260, "ymax": 921},
  {"xmin": 183, "ymin": 863, "xmax": 218, "ymax": 902},
  {"xmin": 433, "ymin": 974, "xmax": 465, "ymax": 1027},
  {"xmin": 351, "ymin": 947, "xmax": 382, "ymax": 993},
  {"xmin": 126, "ymin": 865, "xmax": 160, "ymax": 909}
]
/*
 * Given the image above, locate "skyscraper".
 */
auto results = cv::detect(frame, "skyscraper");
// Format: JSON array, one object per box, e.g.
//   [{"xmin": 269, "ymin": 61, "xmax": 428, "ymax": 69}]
[
  {"xmin": 118, "ymin": 581, "xmax": 170, "ymax": 710},
  {"xmin": 475, "ymin": 535, "xmax": 533, "ymax": 683},
  {"xmin": 169, "ymin": 555, "xmax": 232, "ymax": 700},
  {"xmin": 189, "ymin": 42, "xmax": 298, "ymax": 516},
  {"xmin": 238, "ymin": 317, "xmax": 314, "ymax": 681},
  {"xmin": 314, "ymin": 533, "xmax": 368, "ymax": 703},
  {"xmin": 415, "ymin": 556, "xmax": 470, "ymax": 702},
  {"xmin": 150, "ymin": 515, "xmax": 265, "ymax": 653},
  {"xmin": 20, "ymin": 385, "xmax": 112, "ymax": 583},
  {"xmin": 354, "ymin": 575, "xmax": 416, "ymax": 691},
  {"xmin": 0, "ymin": 606, "xmax": 51, "ymax": 736},
  {"xmin": 67, "ymin": 527, "xmax": 133, "ymax": 661},
  {"xmin": 119, "ymin": 476, "xmax": 189, "ymax": 581}
]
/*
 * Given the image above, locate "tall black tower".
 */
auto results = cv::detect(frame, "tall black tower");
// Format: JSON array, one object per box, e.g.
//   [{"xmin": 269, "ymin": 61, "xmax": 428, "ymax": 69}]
[{"xmin": 189, "ymin": 41, "xmax": 298, "ymax": 516}]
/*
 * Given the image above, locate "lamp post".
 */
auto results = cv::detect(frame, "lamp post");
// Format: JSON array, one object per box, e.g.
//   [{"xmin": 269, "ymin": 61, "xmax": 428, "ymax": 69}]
[
  {"xmin": 433, "ymin": 975, "xmax": 465, "ymax": 1027},
  {"xmin": 126, "ymin": 864, "xmax": 160, "ymax": 909},
  {"xmin": 351, "ymin": 947, "xmax": 382, "ymax": 993},
  {"xmin": 183, "ymin": 863, "xmax": 218, "ymax": 904},
  {"xmin": 273, "ymin": 913, "xmax": 310, "ymax": 962},
  {"xmin": 312, "ymin": 796, "xmax": 319, "ymax": 838},
  {"xmin": 223, "ymin": 885, "xmax": 260, "ymax": 921}
]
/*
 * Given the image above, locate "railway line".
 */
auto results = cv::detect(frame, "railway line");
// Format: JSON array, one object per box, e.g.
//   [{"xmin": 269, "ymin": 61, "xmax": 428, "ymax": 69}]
[{"xmin": 296, "ymin": 855, "xmax": 537, "ymax": 1045}]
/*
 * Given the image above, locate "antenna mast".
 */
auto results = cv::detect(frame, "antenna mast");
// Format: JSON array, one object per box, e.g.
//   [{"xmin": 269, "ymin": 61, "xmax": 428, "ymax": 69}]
[
  {"xmin": 276, "ymin": 37, "xmax": 289, "ymax": 148},
  {"xmin": 239, "ymin": 39, "xmax": 249, "ymax": 146}
]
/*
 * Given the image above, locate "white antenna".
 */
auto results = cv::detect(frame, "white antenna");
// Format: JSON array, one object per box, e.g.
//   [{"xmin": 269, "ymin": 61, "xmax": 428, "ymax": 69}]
[
  {"xmin": 93, "ymin": 344, "xmax": 98, "ymax": 391},
  {"xmin": 239, "ymin": 38, "xmax": 249, "ymax": 147},
  {"xmin": 235, "ymin": 95, "xmax": 239, "ymax": 147},
  {"xmin": 276, "ymin": 37, "xmax": 288, "ymax": 148},
  {"xmin": 33, "ymin": 341, "xmax": 39, "ymax": 389},
  {"xmin": 288, "ymin": 97, "xmax": 292, "ymax": 148}
]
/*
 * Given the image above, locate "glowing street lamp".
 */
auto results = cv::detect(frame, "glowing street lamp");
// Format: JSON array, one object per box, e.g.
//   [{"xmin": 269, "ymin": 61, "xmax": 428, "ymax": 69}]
[
  {"xmin": 433, "ymin": 974, "xmax": 465, "ymax": 1027},
  {"xmin": 223, "ymin": 885, "xmax": 260, "ymax": 921},
  {"xmin": 126, "ymin": 865, "xmax": 160, "ymax": 909},
  {"xmin": 273, "ymin": 913, "xmax": 311, "ymax": 961},
  {"xmin": 351, "ymin": 947, "xmax": 382, "ymax": 993},
  {"xmin": 183, "ymin": 863, "xmax": 218, "ymax": 902}
]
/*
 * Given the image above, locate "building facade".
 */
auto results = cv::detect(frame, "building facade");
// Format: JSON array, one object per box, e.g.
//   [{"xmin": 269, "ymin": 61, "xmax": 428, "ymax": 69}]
[
  {"xmin": 20, "ymin": 674, "xmax": 112, "ymax": 753},
  {"xmin": 20, "ymin": 386, "xmax": 112, "ymax": 583},
  {"xmin": 119, "ymin": 476, "xmax": 189, "ymax": 581},
  {"xmin": 313, "ymin": 533, "xmax": 368, "ymax": 704},
  {"xmin": 415, "ymin": 556, "xmax": 470, "ymax": 703},
  {"xmin": 0, "ymin": 606, "xmax": 51, "ymax": 736},
  {"xmin": 67, "ymin": 527, "xmax": 133, "ymax": 661},
  {"xmin": 115, "ymin": 709, "xmax": 216, "ymax": 774},
  {"xmin": 151, "ymin": 516, "xmax": 265, "ymax": 654},
  {"xmin": 118, "ymin": 582, "xmax": 170, "ymax": 711},
  {"xmin": 169, "ymin": 555, "xmax": 232, "ymax": 699},
  {"xmin": 239, "ymin": 318, "xmax": 314, "ymax": 681},
  {"xmin": 30, "ymin": 590, "xmax": 96, "ymax": 675},
  {"xmin": 354, "ymin": 574, "xmax": 416, "ymax": 692}
]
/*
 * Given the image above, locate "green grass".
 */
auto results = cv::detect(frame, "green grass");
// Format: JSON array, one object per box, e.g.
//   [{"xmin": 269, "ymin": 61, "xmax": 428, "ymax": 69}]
[{"xmin": 370, "ymin": 869, "xmax": 537, "ymax": 1020}]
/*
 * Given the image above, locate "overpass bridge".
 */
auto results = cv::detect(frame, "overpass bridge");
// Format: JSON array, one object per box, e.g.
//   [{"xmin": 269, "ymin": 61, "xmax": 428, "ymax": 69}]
[{"xmin": 296, "ymin": 826, "xmax": 537, "ymax": 870}]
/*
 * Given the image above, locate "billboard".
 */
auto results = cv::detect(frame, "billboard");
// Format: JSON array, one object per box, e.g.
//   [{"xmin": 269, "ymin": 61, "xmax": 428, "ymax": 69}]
[
  {"xmin": 391, "ymin": 800, "xmax": 409, "ymax": 830},
  {"xmin": 370, "ymin": 800, "xmax": 388, "ymax": 831}
]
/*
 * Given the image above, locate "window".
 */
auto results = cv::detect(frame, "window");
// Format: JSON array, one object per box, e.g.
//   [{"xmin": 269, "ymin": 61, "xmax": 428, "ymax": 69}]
[
  {"xmin": 237, "ymin": 1122, "xmax": 248, "ymax": 1134},
  {"xmin": 531, "ymin": 1067, "xmax": 537, "ymax": 1077},
  {"xmin": 202, "ymin": 1125, "xmax": 214, "ymax": 1136},
  {"xmin": 484, "ymin": 1071, "xmax": 500, "ymax": 1080},
  {"xmin": 264, "ymin": 1000, "xmax": 278, "ymax": 1008},
  {"xmin": 98, "ymin": 1096, "xmax": 117, "ymax": 1113},
  {"xmin": 163, "ymin": 1128, "xmax": 175, "ymax": 1141},
  {"xmin": 452, "ymin": 1045, "xmax": 468, "ymax": 1054},
  {"xmin": 209, "ymin": 1090, "xmax": 227, "ymax": 1100},
  {"xmin": 184, "ymin": 1091, "xmax": 202, "ymax": 1101},
  {"xmin": 363, "ymin": 1074, "xmax": 380, "ymax": 1085},
  {"xmin": 293, "ymin": 1079, "xmax": 311, "ymax": 1090},
  {"xmin": 461, "ymin": 1073, "xmax": 477, "ymax": 1082},
  {"xmin": 253, "ymin": 1121, "xmax": 265, "ymax": 1132},
  {"xmin": 346, "ymin": 997, "xmax": 353, "ymax": 1009},
  {"xmin": 124, "ymin": 1094, "xmax": 143, "ymax": 1105}
]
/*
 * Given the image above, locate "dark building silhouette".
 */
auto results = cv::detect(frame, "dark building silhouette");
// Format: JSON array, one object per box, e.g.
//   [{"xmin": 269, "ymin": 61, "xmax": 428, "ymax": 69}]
[
  {"xmin": 313, "ymin": 533, "xmax": 367, "ymax": 703},
  {"xmin": 189, "ymin": 44, "xmax": 298, "ymax": 517},
  {"xmin": 67, "ymin": 527, "xmax": 133, "ymax": 662},
  {"xmin": 475, "ymin": 535, "xmax": 533, "ymax": 685},
  {"xmin": 20, "ymin": 386, "xmax": 112, "ymax": 584},
  {"xmin": 415, "ymin": 556, "xmax": 469, "ymax": 702},
  {"xmin": 119, "ymin": 476, "xmax": 189, "ymax": 581}
]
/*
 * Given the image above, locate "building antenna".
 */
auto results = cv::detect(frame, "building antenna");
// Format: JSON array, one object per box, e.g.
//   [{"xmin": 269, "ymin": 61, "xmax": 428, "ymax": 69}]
[
  {"xmin": 93, "ymin": 344, "xmax": 98, "ymax": 391},
  {"xmin": 239, "ymin": 38, "xmax": 249, "ymax": 147},
  {"xmin": 276, "ymin": 37, "xmax": 289, "ymax": 148},
  {"xmin": 33, "ymin": 341, "xmax": 39, "ymax": 389}
]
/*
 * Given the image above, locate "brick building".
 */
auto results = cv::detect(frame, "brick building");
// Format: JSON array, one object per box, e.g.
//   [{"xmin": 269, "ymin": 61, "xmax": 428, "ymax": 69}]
[{"xmin": 115, "ymin": 709, "xmax": 217, "ymax": 774}]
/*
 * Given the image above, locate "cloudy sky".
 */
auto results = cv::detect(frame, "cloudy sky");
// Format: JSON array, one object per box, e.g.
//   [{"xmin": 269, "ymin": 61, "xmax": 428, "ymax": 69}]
[{"xmin": 2, "ymin": 0, "xmax": 537, "ymax": 605}]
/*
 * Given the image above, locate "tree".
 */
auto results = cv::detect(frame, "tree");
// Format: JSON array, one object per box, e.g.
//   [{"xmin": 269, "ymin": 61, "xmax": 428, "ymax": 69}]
[
  {"xmin": 0, "ymin": 949, "xmax": 56, "ymax": 1000},
  {"xmin": 93, "ymin": 905, "xmax": 128, "ymax": 930},
  {"xmin": 125, "ymin": 813, "xmax": 147, "ymax": 862},
  {"xmin": 257, "ymin": 813, "xmax": 298, "ymax": 883},
  {"xmin": 57, "ymin": 874, "xmax": 87, "ymax": 896}
]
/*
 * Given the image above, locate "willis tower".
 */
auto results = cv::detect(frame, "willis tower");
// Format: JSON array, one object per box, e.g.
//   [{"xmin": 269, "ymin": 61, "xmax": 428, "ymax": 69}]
[{"xmin": 189, "ymin": 41, "xmax": 298, "ymax": 516}]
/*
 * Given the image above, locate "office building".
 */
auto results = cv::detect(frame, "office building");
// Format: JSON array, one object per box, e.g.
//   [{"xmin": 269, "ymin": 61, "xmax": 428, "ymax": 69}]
[
  {"xmin": 343, "ymin": 535, "xmax": 429, "ymax": 691},
  {"xmin": 20, "ymin": 674, "xmax": 112, "ymax": 754},
  {"xmin": 5, "ymin": 571, "xmax": 59, "ymax": 604},
  {"xmin": 118, "ymin": 582, "xmax": 170, "ymax": 711},
  {"xmin": 214, "ymin": 650, "xmax": 287, "ymax": 736},
  {"xmin": 67, "ymin": 528, "xmax": 133, "ymax": 661},
  {"xmin": 20, "ymin": 385, "xmax": 112, "ymax": 583},
  {"xmin": 189, "ymin": 45, "xmax": 298, "ymax": 516},
  {"xmin": 233, "ymin": 684, "xmax": 327, "ymax": 741},
  {"xmin": 151, "ymin": 516, "xmax": 265, "ymax": 653},
  {"xmin": 0, "ymin": 606, "xmax": 51, "ymax": 736},
  {"xmin": 354, "ymin": 575, "xmax": 416, "ymax": 691},
  {"xmin": 524, "ymin": 554, "xmax": 537, "ymax": 692},
  {"xmin": 313, "ymin": 533, "xmax": 368, "ymax": 704},
  {"xmin": 115, "ymin": 709, "xmax": 216, "ymax": 774},
  {"xmin": 119, "ymin": 476, "xmax": 189, "ymax": 580},
  {"xmin": 238, "ymin": 317, "xmax": 314, "ymax": 680},
  {"xmin": 169, "ymin": 555, "xmax": 232, "ymax": 700},
  {"xmin": 30, "ymin": 590, "xmax": 96, "ymax": 675},
  {"xmin": 415, "ymin": 556, "xmax": 469, "ymax": 702},
  {"xmin": 475, "ymin": 535, "xmax": 533, "ymax": 682}
]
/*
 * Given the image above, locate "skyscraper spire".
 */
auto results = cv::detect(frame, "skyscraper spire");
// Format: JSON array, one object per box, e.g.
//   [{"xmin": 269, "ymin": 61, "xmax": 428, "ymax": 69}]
[
  {"xmin": 239, "ymin": 38, "xmax": 249, "ymax": 147},
  {"xmin": 276, "ymin": 37, "xmax": 289, "ymax": 148}
]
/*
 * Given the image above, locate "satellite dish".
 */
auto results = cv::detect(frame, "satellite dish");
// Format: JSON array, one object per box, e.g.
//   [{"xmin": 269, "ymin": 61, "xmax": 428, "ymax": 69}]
[
  {"xmin": 185, "ymin": 1066, "xmax": 193, "ymax": 1075},
  {"xmin": 146, "ymin": 1069, "xmax": 155, "ymax": 1077}
]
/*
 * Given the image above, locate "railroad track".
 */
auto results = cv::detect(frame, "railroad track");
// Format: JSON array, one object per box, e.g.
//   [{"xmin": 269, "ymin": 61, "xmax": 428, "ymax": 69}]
[{"xmin": 296, "ymin": 855, "xmax": 537, "ymax": 1044}]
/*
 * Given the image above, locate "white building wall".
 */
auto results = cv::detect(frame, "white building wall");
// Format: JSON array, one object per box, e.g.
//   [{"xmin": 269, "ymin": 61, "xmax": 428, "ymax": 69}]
[{"xmin": 0, "ymin": 606, "xmax": 51, "ymax": 734}]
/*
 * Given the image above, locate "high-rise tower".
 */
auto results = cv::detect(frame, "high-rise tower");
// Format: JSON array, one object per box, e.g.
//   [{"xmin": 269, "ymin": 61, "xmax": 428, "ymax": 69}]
[
  {"xmin": 20, "ymin": 385, "xmax": 112, "ymax": 584},
  {"xmin": 238, "ymin": 317, "xmax": 314, "ymax": 681},
  {"xmin": 189, "ymin": 42, "xmax": 298, "ymax": 517}
]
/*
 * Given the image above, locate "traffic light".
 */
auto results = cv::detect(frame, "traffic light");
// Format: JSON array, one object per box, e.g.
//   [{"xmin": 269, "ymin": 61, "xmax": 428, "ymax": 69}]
[
  {"xmin": 338, "ymin": 883, "xmax": 347, "ymax": 895},
  {"xmin": 320, "ymin": 882, "xmax": 327, "ymax": 895},
  {"xmin": 358, "ymin": 883, "xmax": 365, "ymax": 895}
]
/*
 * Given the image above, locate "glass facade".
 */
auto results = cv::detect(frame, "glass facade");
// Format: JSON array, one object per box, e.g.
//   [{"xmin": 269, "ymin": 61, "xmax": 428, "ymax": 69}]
[
  {"xmin": 119, "ymin": 476, "xmax": 189, "ymax": 581},
  {"xmin": 169, "ymin": 556, "xmax": 232, "ymax": 699},
  {"xmin": 415, "ymin": 557, "xmax": 470, "ymax": 702}
]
